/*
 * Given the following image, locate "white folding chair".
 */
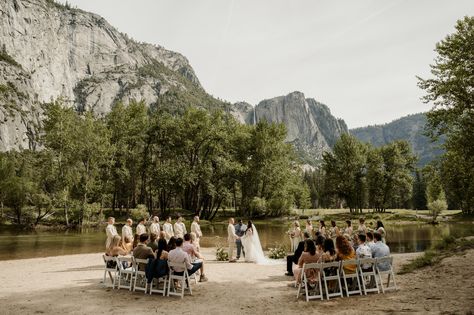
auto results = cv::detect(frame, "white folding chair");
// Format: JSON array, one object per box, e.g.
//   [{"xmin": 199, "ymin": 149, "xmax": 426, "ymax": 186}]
[
  {"xmin": 375, "ymin": 256, "xmax": 397, "ymax": 293},
  {"xmin": 149, "ymin": 275, "xmax": 168, "ymax": 296},
  {"xmin": 116, "ymin": 256, "xmax": 134, "ymax": 291},
  {"xmin": 102, "ymin": 255, "xmax": 118, "ymax": 289},
  {"xmin": 167, "ymin": 261, "xmax": 192, "ymax": 298},
  {"xmin": 296, "ymin": 263, "xmax": 323, "ymax": 302},
  {"xmin": 133, "ymin": 258, "xmax": 149, "ymax": 294},
  {"xmin": 321, "ymin": 261, "xmax": 343, "ymax": 300},
  {"xmin": 358, "ymin": 258, "xmax": 380, "ymax": 294},
  {"xmin": 340, "ymin": 259, "xmax": 362, "ymax": 296}
]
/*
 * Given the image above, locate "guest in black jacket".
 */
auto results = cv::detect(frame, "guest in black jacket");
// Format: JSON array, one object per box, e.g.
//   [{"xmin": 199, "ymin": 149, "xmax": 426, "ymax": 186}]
[{"xmin": 285, "ymin": 232, "xmax": 310, "ymax": 276}]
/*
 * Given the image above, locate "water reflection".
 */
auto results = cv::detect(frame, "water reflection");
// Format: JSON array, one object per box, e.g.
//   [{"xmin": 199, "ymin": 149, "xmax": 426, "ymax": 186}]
[{"xmin": 0, "ymin": 222, "xmax": 472, "ymax": 261}]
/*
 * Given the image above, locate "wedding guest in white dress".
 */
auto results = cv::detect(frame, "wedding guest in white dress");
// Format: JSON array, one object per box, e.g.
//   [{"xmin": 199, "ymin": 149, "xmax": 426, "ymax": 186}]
[
  {"xmin": 357, "ymin": 218, "xmax": 367, "ymax": 235},
  {"xmin": 122, "ymin": 218, "xmax": 134, "ymax": 242},
  {"xmin": 305, "ymin": 220, "xmax": 314, "ymax": 237},
  {"xmin": 318, "ymin": 220, "xmax": 327, "ymax": 238},
  {"xmin": 136, "ymin": 218, "xmax": 147, "ymax": 236},
  {"xmin": 174, "ymin": 216, "xmax": 187, "ymax": 239},
  {"xmin": 163, "ymin": 217, "xmax": 174, "ymax": 242},
  {"xmin": 376, "ymin": 221, "xmax": 387, "ymax": 243},
  {"xmin": 105, "ymin": 217, "xmax": 118, "ymax": 249},
  {"xmin": 191, "ymin": 216, "xmax": 202, "ymax": 251},
  {"xmin": 289, "ymin": 221, "xmax": 302, "ymax": 252},
  {"xmin": 149, "ymin": 216, "xmax": 161, "ymax": 235}
]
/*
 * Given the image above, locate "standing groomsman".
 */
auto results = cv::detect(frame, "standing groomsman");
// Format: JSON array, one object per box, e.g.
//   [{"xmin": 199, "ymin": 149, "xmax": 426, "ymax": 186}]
[
  {"xmin": 136, "ymin": 218, "xmax": 147, "ymax": 236},
  {"xmin": 105, "ymin": 217, "xmax": 118, "ymax": 249},
  {"xmin": 163, "ymin": 216, "xmax": 174, "ymax": 242},
  {"xmin": 174, "ymin": 216, "xmax": 187, "ymax": 239},
  {"xmin": 122, "ymin": 218, "xmax": 134, "ymax": 242},
  {"xmin": 191, "ymin": 216, "xmax": 203, "ymax": 250}
]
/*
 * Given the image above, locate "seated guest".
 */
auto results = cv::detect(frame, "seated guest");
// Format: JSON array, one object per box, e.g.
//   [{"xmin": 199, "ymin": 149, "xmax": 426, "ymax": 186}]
[
  {"xmin": 315, "ymin": 235, "xmax": 325, "ymax": 256},
  {"xmin": 133, "ymin": 234, "xmax": 156, "ymax": 270},
  {"xmin": 122, "ymin": 236, "xmax": 133, "ymax": 254},
  {"xmin": 182, "ymin": 233, "xmax": 207, "ymax": 280},
  {"xmin": 321, "ymin": 238, "xmax": 337, "ymax": 262},
  {"xmin": 132, "ymin": 234, "xmax": 140, "ymax": 249},
  {"xmin": 190, "ymin": 232, "xmax": 200, "ymax": 252},
  {"xmin": 366, "ymin": 231, "xmax": 375, "ymax": 251},
  {"xmin": 148, "ymin": 233, "xmax": 158, "ymax": 252},
  {"xmin": 336, "ymin": 235, "xmax": 357, "ymax": 273},
  {"xmin": 293, "ymin": 239, "xmax": 321, "ymax": 285},
  {"xmin": 168, "ymin": 238, "xmax": 208, "ymax": 282},
  {"xmin": 159, "ymin": 231, "xmax": 167, "ymax": 241},
  {"xmin": 156, "ymin": 238, "xmax": 169, "ymax": 260},
  {"xmin": 106, "ymin": 235, "xmax": 128, "ymax": 257},
  {"xmin": 285, "ymin": 232, "xmax": 310, "ymax": 276},
  {"xmin": 183, "ymin": 233, "xmax": 204, "ymax": 261},
  {"xmin": 371, "ymin": 232, "xmax": 391, "ymax": 271},
  {"xmin": 356, "ymin": 234, "xmax": 372, "ymax": 270},
  {"xmin": 167, "ymin": 236, "xmax": 177, "ymax": 251}
]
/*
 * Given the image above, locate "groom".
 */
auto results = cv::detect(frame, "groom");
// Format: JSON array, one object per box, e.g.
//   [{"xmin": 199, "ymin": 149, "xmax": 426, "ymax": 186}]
[
  {"xmin": 227, "ymin": 218, "xmax": 240, "ymax": 263},
  {"xmin": 235, "ymin": 219, "xmax": 246, "ymax": 260}
]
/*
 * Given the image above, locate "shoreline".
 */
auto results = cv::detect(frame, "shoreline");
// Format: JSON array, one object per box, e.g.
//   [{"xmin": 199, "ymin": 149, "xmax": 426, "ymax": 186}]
[{"xmin": 0, "ymin": 248, "xmax": 473, "ymax": 314}]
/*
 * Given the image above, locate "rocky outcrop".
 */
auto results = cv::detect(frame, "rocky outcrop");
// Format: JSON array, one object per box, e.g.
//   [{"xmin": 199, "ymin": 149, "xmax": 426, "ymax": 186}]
[
  {"xmin": 230, "ymin": 91, "xmax": 348, "ymax": 164},
  {"xmin": 350, "ymin": 113, "xmax": 443, "ymax": 166},
  {"xmin": 0, "ymin": 0, "xmax": 203, "ymax": 150}
]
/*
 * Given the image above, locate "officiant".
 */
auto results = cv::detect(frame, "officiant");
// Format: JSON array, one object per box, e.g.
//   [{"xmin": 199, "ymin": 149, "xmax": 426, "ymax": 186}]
[{"xmin": 235, "ymin": 219, "xmax": 247, "ymax": 260}]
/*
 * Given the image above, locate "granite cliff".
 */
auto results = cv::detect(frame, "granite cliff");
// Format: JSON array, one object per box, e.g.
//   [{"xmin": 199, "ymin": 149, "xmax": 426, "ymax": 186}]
[
  {"xmin": 0, "ymin": 0, "xmax": 205, "ymax": 150},
  {"xmin": 350, "ymin": 113, "xmax": 443, "ymax": 166},
  {"xmin": 229, "ymin": 91, "xmax": 348, "ymax": 164}
]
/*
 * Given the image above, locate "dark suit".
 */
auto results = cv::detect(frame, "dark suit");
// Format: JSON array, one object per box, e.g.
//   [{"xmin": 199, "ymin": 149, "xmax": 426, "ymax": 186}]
[
  {"xmin": 286, "ymin": 240, "xmax": 305, "ymax": 275},
  {"xmin": 235, "ymin": 223, "xmax": 246, "ymax": 259}
]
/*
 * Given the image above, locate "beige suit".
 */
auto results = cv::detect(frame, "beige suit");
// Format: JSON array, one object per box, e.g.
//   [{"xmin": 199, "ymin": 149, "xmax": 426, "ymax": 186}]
[
  {"xmin": 227, "ymin": 224, "xmax": 238, "ymax": 260},
  {"xmin": 105, "ymin": 224, "xmax": 118, "ymax": 249}
]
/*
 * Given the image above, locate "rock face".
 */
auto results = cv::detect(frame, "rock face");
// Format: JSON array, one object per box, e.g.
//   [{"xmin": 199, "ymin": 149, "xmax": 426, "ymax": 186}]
[
  {"xmin": 0, "ymin": 0, "xmax": 202, "ymax": 150},
  {"xmin": 350, "ymin": 113, "xmax": 444, "ymax": 166},
  {"xmin": 230, "ymin": 91, "xmax": 348, "ymax": 164}
]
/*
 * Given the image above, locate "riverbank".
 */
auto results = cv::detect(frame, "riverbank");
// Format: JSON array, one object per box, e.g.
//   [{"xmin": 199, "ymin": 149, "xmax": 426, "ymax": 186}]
[{"xmin": 0, "ymin": 248, "xmax": 472, "ymax": 314}]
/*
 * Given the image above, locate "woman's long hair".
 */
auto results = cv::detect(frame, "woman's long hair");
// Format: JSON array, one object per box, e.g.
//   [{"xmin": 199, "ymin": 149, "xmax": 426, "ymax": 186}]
[
  {"xmin": 107, "ymin": 235, "xmax": 121, "ymax": 253},
  {"xmin": 319, "ymin": 220, "xmax": 326, "ymax": 227},
  {"xmin": 304, "ymin": 239, "xmax": 316, "ymax": 255},
  {"xmin": 157, "ymin": 238, "xmax": 167, "ymax": 259},
  {"xmin": 246, "ymin": 220, "xmax": 253, "ymax": 233},
  {"xmin": 376, "ymin": 220, "xmax": 384, "ymax": 229},
  {"xmin": 167, "ymin": 236, "xmax": 177, "ymax": 251},
  {"xmin": 336, "ymin": 235, "xmax": 353, "ymax": 256},
  {"xmin": 323, "ymin": 238, "xmax": 336, "ymax": 256}
]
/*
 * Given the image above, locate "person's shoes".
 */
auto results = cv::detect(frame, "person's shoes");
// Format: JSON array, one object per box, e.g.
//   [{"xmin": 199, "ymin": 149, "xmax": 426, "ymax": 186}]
[
  {"xmin": 229, "ymin": 259, "xmax": 237, "ymax": 263},
  {"xmin": 236, "ymin": 256, "xmax": 240, "ymax": 260},
  {"xmin": 199, "ymin": 275, "xmax": 208, "ymax": 282},
  {"xmin": 285, "ymin": 272, "xmax": 294, "ymax": 276}
]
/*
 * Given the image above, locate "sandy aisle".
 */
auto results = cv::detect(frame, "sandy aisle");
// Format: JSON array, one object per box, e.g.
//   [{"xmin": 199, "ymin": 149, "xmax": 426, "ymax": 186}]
[{"xmin": 0, "ymin": 248, "xmax": 472, "ymax": 314}]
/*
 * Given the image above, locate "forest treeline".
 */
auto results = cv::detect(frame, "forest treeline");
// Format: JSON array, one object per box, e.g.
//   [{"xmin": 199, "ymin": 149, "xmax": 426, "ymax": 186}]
[{"xmin": 0, "ymin": 16, "xmax": 472, "ymax": 226}]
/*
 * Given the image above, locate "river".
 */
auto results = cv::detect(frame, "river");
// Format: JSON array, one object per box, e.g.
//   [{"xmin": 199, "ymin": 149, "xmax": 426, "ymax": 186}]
[{"xmin": 0, "ymin": 221, "xmax": 472, "ymax": 260}]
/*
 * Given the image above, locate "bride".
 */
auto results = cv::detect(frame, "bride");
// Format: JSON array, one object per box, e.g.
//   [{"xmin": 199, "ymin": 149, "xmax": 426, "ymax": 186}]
[{"xmin": 241, "ymin": 220, "xmax": 268, "ymax": 264}]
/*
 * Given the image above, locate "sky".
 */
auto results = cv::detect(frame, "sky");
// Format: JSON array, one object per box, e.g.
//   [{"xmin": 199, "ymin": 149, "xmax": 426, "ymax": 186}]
[{"xmin": 67, "ymin": 0, "xmax": 473, "ymax": 128}]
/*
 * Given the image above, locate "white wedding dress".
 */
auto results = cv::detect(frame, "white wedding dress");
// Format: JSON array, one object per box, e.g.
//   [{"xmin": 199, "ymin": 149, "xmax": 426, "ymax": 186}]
[{"xmin": 241, "ymin": 224, "xmax": 280, "ymax": 265}]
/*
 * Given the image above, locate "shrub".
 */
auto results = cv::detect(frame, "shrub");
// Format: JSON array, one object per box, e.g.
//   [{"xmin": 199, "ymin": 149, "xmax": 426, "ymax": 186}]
[
  {"xmin": 249, "ymin": 197, "xmax": 266, "ymax": 217},
  {"xmin": 428, "ymin": 199, "xmax": 447, "ymax": 222},
  {"xmin": 216, "ymin": 244, "xmax": 229, "ymax": 261},
  {"xmin": 267, "ymin": 197, "xmax": 290, "ymax": 217},
  {"xmin": 268, "ymin": 243, "xmax": 287, "ymax": 259},
  {"xmin": 130, "ymin": 204, "xmax": 149, "ymax": 221}
]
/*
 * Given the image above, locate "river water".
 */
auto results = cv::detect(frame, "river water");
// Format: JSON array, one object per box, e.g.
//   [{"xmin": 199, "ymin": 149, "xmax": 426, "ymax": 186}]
[{"xmin": 0, "ymin": 221, "xmax": 472, "ymax": 260}]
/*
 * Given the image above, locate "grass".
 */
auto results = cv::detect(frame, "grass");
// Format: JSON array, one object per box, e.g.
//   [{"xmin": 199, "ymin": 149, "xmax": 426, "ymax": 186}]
[{"xmin": 399, "ymin": 235, "xmax": 474, "ymax": 274}]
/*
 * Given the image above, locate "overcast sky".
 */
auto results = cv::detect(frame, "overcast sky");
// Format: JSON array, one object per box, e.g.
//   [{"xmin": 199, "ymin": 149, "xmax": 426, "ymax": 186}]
[{"xmin": 67, "ymin": 0, "xmax": 473, "ymax": 128}]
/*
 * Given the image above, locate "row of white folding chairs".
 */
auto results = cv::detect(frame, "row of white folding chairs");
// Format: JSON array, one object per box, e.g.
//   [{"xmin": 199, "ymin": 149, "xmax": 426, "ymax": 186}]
[
  {"xmin": 297, "ymin": 256, "xmax": 397, "ymax": 302},
  {"xmin": 102, "ymin": 255, "xmax": 195, "ymax": 298}
]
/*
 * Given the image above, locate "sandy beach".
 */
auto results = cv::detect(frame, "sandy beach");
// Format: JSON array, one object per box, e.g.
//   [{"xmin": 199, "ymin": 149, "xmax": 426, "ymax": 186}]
[{"xmin": 0, "ymin": 248, "xmax": 473, "ymax": 315}]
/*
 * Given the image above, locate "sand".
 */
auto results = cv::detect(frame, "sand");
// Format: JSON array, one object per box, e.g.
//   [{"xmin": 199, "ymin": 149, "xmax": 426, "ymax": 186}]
[{"xmin": 0, "ymin": 248, "xmax": 473, "ymax": 315}]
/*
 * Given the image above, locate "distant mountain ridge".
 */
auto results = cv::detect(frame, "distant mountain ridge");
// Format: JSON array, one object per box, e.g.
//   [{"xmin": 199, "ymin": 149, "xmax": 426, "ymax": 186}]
[
  {"xmin": 229, "ymin": 91, "xmax": 348, "ymax": 164},
  {"xmin": 350, "ymin": 113, "xmax": 443, "ymax": 166}
]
